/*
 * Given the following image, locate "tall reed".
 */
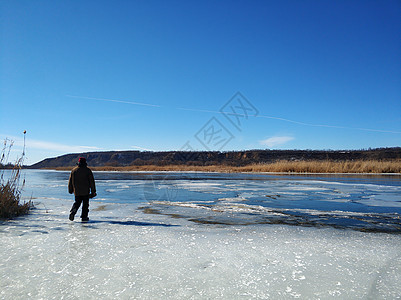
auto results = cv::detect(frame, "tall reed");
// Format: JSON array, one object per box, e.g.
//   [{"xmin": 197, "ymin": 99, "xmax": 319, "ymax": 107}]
[
  {"xmin": 49, "ymin": 159, "xmax": 401, "ymax": 173},
  {"xmin": 0, "ymin": 135, "xmax": 31, "ymax": 219}
]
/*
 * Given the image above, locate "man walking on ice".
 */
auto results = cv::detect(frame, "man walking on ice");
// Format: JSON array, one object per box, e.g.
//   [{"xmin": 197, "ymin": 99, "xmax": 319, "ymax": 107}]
[{"xmin": 68, "ymin": 157, "xmax": 97, "ymax": 222}]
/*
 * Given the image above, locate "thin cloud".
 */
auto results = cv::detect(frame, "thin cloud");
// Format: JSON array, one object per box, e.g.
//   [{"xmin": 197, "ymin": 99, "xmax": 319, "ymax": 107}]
[
  {"xmin": 131, "ymin": 145, "xmax": 154, "ymax": 151},
  {"xmin": 26, "ymin": 140, "xmax": 102, "ymax": 153},
  {"xmin": 259, "ymin": 136, "xmax": 294, "ymax": 148},
  {"xmin": 2, "ymin": 134, "xmax": 102, "ymax": 153}
]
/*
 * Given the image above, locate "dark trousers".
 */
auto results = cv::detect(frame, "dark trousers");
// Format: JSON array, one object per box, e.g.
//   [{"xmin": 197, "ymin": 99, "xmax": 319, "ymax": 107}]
[{"xmin": 70, "ymin": 195, "xmax": 90, "ymax": 219}]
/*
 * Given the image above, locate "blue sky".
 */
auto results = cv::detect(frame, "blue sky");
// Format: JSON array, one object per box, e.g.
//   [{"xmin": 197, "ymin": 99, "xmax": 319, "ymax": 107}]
[{"xmin": 1, "ymin": 0, "xmax": 400, "ymax": 164}]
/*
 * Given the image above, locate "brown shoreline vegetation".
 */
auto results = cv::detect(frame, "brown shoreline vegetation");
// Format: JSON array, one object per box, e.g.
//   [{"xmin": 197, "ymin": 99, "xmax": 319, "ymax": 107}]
[{"xmin": 49, "ymin": 159, "xmax": 401, "ymax": 174}]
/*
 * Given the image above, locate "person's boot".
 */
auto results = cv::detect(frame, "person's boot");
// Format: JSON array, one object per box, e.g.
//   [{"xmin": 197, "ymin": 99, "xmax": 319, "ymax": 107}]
[
  {"xmin": 81, "ymin": 217, "xmax": 89, "ymax": 222},
  {"xmin": 69, "ymin": 208, "xmax": 77, "ymax": 221}
]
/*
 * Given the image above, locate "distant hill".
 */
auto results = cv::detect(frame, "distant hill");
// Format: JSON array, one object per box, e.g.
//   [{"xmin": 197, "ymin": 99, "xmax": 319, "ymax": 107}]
[{"xmin": 28, "ymin": 148, "xmax": 401, "ymax": 169}]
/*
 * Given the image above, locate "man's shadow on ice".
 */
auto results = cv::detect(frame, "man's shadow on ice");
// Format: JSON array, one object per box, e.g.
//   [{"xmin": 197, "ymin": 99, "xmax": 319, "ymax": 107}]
[{"xmin": 84, "ymin": 220, "xmax": 178, "ymax": 227}]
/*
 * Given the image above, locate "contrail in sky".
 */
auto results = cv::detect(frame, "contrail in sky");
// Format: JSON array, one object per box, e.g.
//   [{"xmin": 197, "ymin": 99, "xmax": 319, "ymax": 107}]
[
  {"xmin": 66, "ymin": 95, "xmax": 161, "ymax": 108},
  {"xmin": 67, "ymin": 95, "xmax": 401, "ymax": 134},
  {"xmin": 177, "ymin": 107, "xmax": 401, "ymax": 134}
]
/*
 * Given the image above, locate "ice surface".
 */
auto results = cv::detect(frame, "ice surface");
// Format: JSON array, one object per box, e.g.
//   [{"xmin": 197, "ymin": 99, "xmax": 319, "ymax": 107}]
[
  {"xmin": 1, "ymin": 170, "xmax": 401, "ymax": 299},
  {"xmin": 139, "ymin": 173, "xmax": 401, "ymax": 232}
]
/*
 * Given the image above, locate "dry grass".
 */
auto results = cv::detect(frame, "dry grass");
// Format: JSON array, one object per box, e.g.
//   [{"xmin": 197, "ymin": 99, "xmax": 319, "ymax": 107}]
[
  {"xmin": 0, "ymin": 180, "xmax": 31, "ymax": 219},
  {"xmin": 0, "ymin": 138, "xmax": 32, "ymax": 219},
  {"xmin": 52, "ymin": 159, "xmax": 401, "ymax": 174},
  {"xmin": 235, "ymin": 160, "xmax": 401, "ymax": 173}
]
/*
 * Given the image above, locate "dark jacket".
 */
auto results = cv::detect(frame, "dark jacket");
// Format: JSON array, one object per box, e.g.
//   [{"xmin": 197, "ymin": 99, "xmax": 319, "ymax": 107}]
[{"xmin": 68, "ymin": 165, "xmax": 96, "ymax": 196}]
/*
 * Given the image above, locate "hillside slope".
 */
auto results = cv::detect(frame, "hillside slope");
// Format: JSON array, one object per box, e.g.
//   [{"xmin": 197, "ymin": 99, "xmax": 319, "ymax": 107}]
[{"xmin": 29, "ymin": 148, "xmax": 401, "ymax": 169}]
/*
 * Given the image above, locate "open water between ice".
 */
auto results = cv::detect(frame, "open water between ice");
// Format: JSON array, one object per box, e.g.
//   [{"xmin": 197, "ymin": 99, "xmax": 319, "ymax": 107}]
[{"xmin": 1, "ymin": 170, "xmax": 401, "ymax": 299}]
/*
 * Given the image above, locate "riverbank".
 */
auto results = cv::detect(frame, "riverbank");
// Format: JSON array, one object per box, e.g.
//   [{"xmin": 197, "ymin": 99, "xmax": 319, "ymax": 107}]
[{"xmin": 43, "ymin": 159, "xmax": 401, "ymax": 174}]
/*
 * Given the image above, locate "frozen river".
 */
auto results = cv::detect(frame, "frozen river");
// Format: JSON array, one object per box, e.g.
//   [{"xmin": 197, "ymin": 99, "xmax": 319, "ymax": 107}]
[{"xmin": 1, "ymin": 170, "xmax": 401, "ymax": 299}]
